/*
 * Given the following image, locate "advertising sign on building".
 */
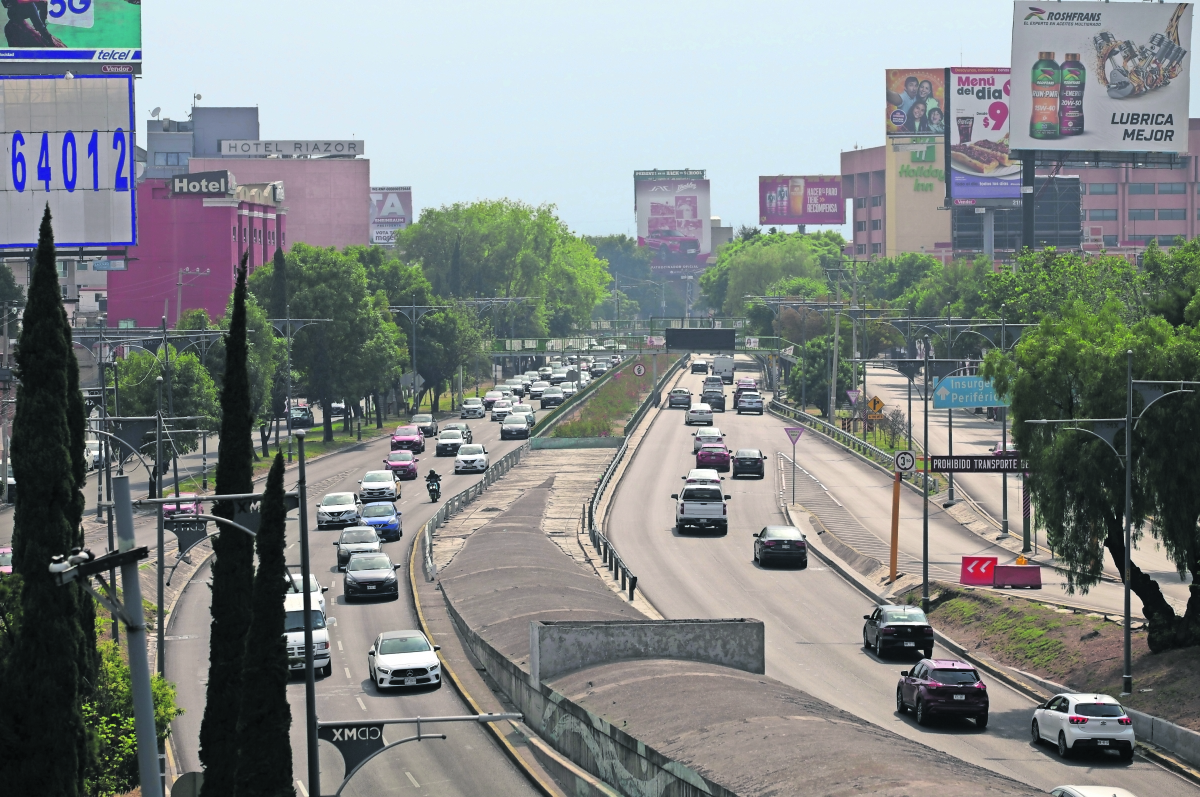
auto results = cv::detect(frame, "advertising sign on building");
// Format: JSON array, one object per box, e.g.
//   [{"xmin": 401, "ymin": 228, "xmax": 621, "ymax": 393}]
[
  {"xmin": 0, "ymin": 76, "xmax": 136, "ymax": 248},
  {"xmin": 1010, "ymin": 1, "xmax": 1192, "ymax": 152},
  {"xmin": 0, "ymin": 0, "xmax": 141, "ymax": 71},
  {"xmin": 947, "ymin": 68, "xmax": 1022, "ymax": 207},
  {"xmin": 171, "ymin": 171, "xmax": 235, "ymax": 196},
  {"xmin": 884, "ymin": 139, "xmax": 951, "ymax": 257},
  {"xmin": 220, "ymin": 140, "xmax": 365, "ymax": 157},
  {"xmin": 759, "ymin": 176, "xmax": 845, "ymax": 226},
  {"xmin": 369, "ymin": 186, "xmax": 412, "ymax": 246},
  {"xmin": 886, "ymin": 69, "xmax": 946, "ymax": 136},
  {"xmin": 634, "ymin": 170, "xmax": 710, "ymax": 271}
]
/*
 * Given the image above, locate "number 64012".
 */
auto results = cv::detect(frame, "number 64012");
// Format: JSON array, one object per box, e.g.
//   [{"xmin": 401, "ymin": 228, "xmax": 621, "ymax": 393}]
[{"xmin": 9, "ymin": 129, "xmax": 131, "ymax": 193}]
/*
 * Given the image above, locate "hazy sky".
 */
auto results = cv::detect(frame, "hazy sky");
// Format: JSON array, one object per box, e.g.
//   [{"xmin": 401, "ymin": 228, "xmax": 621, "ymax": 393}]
[{"xmin": 139, "ymin": 1, "xmax": 1200, "ymax": 241}]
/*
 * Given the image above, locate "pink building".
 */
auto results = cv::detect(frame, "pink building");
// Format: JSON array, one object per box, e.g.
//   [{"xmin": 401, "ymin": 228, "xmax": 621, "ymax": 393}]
[
  {"xmin": 106, "ymin": 175, "xmax": 286, "ymax": 327},
  {"xmin": 189, "ymin": 157, "xmax": 369, "ymax": 249}
]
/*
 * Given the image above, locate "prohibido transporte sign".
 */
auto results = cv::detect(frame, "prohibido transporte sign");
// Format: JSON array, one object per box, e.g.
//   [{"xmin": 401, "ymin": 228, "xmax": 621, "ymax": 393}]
[{"xmin": 930, "ymin": 456, "xmax": 1027, "ymax": 473}]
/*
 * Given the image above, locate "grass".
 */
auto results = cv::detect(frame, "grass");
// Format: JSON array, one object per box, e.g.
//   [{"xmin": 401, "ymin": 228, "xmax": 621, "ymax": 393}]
[{"xmin": 553, "ymin": 357, "xmax": 654, "ymax": 437}]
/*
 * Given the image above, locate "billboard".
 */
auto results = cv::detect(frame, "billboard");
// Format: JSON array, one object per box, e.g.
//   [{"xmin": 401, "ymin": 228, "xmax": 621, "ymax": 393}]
[
  {"xmin": 884, "ymin": 139, "xmax": 951, "ymax": 257},
  {"xmin": 0, "ymin": 0, "xmax": 141, "ymax": 71},
  {"xmin": 0, "ymin": 75, "xmax": 136, "ymax": 248},
  {"xmin": 369, "ymin": 186, "xmax": 412, "ymax": 246},
  {"xmin": 634, "ymin": 170, "xmax": 710, "ymax": 270},
  {"xmin": 759, "ymin": 176, "xmax": 845, "ymax": 226},
  {"xmin": 664, "ymin": 328, "xmax": 735, "ymax": 352},
  {"xmin": 948, "ymin": 68, "xmax": 1022, "ymax": 207},
  {"xmin": 1010, "ymin": 2, "xmax": 1192, "ymax": 151},
  {"xmin": 886, "ymin": 69, "xmax": 946, "ymax": 136}
]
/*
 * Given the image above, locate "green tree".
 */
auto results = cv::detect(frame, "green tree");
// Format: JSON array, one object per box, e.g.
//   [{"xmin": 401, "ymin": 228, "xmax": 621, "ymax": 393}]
[
  {"xmin": 199, "ymin": 259, "xmax": 257, "ymax": 797},
  {"xmin": 108, "ymin": 345, "xmax": 220, "ymax": 454},
  {"xmin": 593, "ymin": 289, "xmax": 641, "ymax": 323},
  {"xmin": 699, "ymin": 231, "xmax": 844, "ymax": 316},
  {"xmin": 0, "ymin": 206, "xmax": 92, "ymax": 795},
  {"xmin": 786, "ymin": 335, "xmax": 853, "ymax": 417},
  {"xmin": 415, "ymin": 303, "xmax": 485, "ymax": 411},
  {"xmin": 234, "ymin": 453, "xmax": 293, "ymax": 796},
  {"xmin": 0, "ymin": 258, "xmax": 24, "ymax": 306}
]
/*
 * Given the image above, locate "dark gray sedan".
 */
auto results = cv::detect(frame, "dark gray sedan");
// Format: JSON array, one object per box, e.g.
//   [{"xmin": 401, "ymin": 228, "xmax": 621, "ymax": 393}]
[{"xmin": 667, "ymin": 388, "xmax": 691, "ymax": 409}]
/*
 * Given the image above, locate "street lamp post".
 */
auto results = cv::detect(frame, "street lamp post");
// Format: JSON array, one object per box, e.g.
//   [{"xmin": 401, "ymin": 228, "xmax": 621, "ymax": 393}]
[
  {"xmin": 922, "ymin": 335, "xmax": 931, "ymax": 611},
  {"xmin": 390, "ymin": 299, "xmax": 450, "ymax": 414},
  {"xmin": 269, "ymin": 308, "xmax": 332, "ymax": 462}
]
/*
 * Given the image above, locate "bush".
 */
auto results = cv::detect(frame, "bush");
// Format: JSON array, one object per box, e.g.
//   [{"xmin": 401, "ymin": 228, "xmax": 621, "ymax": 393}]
[{"xmin": 553, "ymin": 357, "xmax": 654, "ymax": 437}]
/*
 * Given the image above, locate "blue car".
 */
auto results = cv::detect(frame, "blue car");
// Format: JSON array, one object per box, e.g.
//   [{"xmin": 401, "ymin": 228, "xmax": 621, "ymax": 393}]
[{"xmin": 360, "ymin": 502, "xmax": 401, "ymax": 541}]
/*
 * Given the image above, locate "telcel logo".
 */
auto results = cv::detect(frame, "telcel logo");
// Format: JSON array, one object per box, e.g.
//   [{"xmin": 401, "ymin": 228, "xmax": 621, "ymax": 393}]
[{"xmin": 1025, "ymin": 6, "xmax": 1045, "ymax": 21}]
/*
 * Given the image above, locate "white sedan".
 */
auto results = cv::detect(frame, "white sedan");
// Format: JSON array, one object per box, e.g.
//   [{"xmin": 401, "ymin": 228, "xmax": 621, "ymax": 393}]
[
  {"xmin": 685, "ymin": 403, "xmax": 714, "ymax": 426},
  {"xmin": 367, "ymin": 630, "xmax": 442, "ymax": 689},
  {"xmin": 1032, "ymin": 693, "xmax": 1135, "ymax": 760},
  {"xmin": 454, "ymin": 444, "xmax": 489, "ymax": 474}
]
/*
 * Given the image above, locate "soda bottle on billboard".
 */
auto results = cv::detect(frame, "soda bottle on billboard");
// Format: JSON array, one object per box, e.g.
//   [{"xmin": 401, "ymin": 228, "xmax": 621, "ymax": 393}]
[
  {"xmin": 1030, "ymin": 52, "xmax": 1061, "ymax": 139},
  {"xmin": 776, "ymin": 183, "xmax": 789, "ymax": 218},
  {"xmin": 1059, "ymin": 53, "xmax": 1085, "ymax": 136}
]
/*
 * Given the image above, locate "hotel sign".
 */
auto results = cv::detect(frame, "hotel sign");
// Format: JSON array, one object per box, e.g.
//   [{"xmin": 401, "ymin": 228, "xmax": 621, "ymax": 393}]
[{"xmin": 220, "ymin": 140, "xmax": 365, "ymax": 157}]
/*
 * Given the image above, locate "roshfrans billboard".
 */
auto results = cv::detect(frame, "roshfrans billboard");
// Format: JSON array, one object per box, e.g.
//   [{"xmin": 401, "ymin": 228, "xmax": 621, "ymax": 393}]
[
  {"xmin": 369, "ymin": 186, "xmax": 412, "ymax": 246},
  {"xmin": 886, "ymin": 69, "xmax": 946, "ymax": 136},
  {"xmin": 1010, "ymin": 2, "xmax": 1191, "ymax": 151},
  {"xmin": 947, "ymin": 68, "xmax": 1022, "ymax": 207},
  {"xmin": 759, "ymin": 176, "xmax": 845, "ymax": 225},
  {"xmin": 634, "ymin": 170, "xmax": 710, "ymax": 270},
  {"xmin": 0, "ymin": 0, "xmax": 141, "ymax": 71}
]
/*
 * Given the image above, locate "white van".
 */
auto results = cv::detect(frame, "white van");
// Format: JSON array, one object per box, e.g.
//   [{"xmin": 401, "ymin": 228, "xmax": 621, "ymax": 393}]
[
  {"xmin": 283, "ymin": 592, "xmax": 332, "ymax": 677},
  {"xmin": 712, "ymin": 355, "xmax": 735, "ymax": 385}
]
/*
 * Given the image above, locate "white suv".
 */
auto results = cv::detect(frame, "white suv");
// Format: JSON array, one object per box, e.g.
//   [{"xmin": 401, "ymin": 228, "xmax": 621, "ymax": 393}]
[
  {"xmin": 283, "ymin": 592, "xmax": 332, "ymax": 677},
  {"xmin": 461, "ymin": 397, "xmax": 485, "ymax": 419},
  {"xmin": 1032, "ymin": 693, "xmax": 1135, "ymax": 760},
  {"xmin": 686, "ymin": 403, "xmax": 714, "ymax": 426}
]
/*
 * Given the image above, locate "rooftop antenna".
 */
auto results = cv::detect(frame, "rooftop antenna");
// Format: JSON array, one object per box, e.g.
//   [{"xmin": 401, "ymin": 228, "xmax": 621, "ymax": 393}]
[{"xmin": 150, "ymin": 107, "xmax": 161, "ymax": 119}]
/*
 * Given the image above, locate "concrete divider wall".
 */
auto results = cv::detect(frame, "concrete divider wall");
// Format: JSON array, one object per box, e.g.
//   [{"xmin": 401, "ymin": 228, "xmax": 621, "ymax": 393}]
[
  {"xmin": 529, "ymin": 619, "xmax": 764, "ymax": 685},
  {"xmin": 442, "ymin": 596, "xmax": 737, "ymax": 797},
  {"xmin": 1128, "ymin": 709, "xmax": 1200, "ymax": 769}
]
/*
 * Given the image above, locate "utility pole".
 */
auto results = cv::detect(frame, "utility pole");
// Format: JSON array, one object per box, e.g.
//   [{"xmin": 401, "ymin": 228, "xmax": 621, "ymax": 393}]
[
  {"xmin": 944, "ymin": 304, "xmax": 956, "ymax": 505},
  {"xmin": 922, "ymin": 336, "xmax": 931, "ymax": 612},
  {"xmin": 269, "ymin": 308, "xmax": 332, "ymax": 462},
  {"xmin": 155, "ymin": 375, "xmax": 165, "ymax": 677}
]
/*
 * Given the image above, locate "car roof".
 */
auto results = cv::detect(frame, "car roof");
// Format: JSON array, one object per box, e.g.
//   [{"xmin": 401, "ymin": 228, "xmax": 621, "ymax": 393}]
[
  {"xmin": 671, "ymin": 387, "xmax": 690, "ymax": 393},
  {"xmin": 697, "ymin": 427, "xmax": 721, "ymax": 434},
  {"xmin": 440, "ymin": 430, "xmax": 463, "ymax": 436},
  {"xmin": 323, "ymin": 491, "xmax": 355, "ymax": 499},
  {"xmin": 463, "ymin": 396, "xmax": 482, "ymax": 402},
  {"xmin": 1053, "ymin": 788, "xmax": 1139, "ymax": 797},
  {"xmin": 690, "ymin": 403, "xmax": 712, "ymax": 409},
  {"xmin": 340, "ymin": 525, "xmax": 375, "ymax": 533},
  {"xmin": 364, "ymin": 470, "xmax": 393, "ymax": 476},
  {"xmin": 921, "ymin": 658, "xmax": 975, "ymax": 669},
  {"xmin": 1060, "ymin": 693, "xmax": 1121, "ymax": 703},
  {"xmin": 363, "ymin": 502, "xmax": 396, "ymax": 510}
]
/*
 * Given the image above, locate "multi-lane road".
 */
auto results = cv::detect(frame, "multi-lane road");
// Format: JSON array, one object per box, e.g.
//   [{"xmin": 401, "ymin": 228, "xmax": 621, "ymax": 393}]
[
  {"xmin": 166, "ymin": 413, "xmax": 538, "ymax": 797},
  {"xmin": 607, "ymin": 358, "xmax": 1197, "ymax": 796}
]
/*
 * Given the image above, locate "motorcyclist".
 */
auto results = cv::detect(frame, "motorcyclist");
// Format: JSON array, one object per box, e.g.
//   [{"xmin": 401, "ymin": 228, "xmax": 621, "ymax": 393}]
[{"xmin": 425, "ymin": 469, "xmax": 442, "ymax": 500}]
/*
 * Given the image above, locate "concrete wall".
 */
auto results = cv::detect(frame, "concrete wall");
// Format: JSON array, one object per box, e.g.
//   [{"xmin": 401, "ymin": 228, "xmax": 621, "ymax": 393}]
[
  {"xmin": 1128, "ymin": 708, "xmax": 1200, "ymax": 770},
  {"xmin": 530, "ymin": 619, "xmax": 765, "ymax": 684}
]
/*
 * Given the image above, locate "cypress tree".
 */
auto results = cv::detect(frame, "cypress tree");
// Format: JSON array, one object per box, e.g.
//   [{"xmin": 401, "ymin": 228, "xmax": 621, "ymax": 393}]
[
  {"xmin": 199, "ymin": 256, "xmax": 257, "ymax": 796},
  {"xmin": 0, "ymin": 205, "xmax": 92, "ymax": 794},
  {"xmin": 234, "ymin": 453, "xmax": 293, "ymax": 796},
  {"xmin": 269, "ymin": 247, "xmax": 288, "ymax": 320}
]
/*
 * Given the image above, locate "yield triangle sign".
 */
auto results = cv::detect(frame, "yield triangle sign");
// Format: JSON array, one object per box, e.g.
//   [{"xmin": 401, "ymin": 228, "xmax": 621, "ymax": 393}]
[
  {"xmin": 846, "ymin": 390, "xmax": 860, "ymax": 405},
  {"xmin": 785, "ymin": 427, "xmax": 804, "ymax": 445}
]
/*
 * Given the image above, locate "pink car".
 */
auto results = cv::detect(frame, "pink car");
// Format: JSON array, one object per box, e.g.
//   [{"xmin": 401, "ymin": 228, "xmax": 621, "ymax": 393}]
[
  {"xmin": 163, "ymin": 493, "xmax": 202, "ymax": 518},
  {"xmin": 696, "ymin": 443, "xmax": 731, "ymax": 472},
  {"xmin": 383, "ymin": 450, "xmax": 419, "ymax": 480},
  {"xmin": 0, "ymin": 546, "xmax": 11, "ymax": 577},
  {"xmin": 391, "ymin": 425, "xmax": 426, "ymax": 453}
]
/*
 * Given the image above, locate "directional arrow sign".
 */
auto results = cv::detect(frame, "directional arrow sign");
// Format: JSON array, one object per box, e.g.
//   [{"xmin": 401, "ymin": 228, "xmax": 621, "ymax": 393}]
[
  {"xmin": 785, "ymin": 427, "xmax": 804, "ymax": 445},
  {"xmin": 867, "ymin": 395, "xmax": 885, "ymax": 413},
  {"xmin": 932, "ymin": 376, "xmax": 1008, "ymax": 409},
  {"xmin": 960, "ymin": 556, "xmax": 997, "ymax": 586}
]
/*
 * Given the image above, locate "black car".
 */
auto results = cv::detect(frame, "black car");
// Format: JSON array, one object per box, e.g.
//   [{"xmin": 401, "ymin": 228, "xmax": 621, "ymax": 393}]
[
  {"xmin": 288, "ymin": 406, "xmax": 315, "ymax": 428},
  {"xmin": 732, "ymin": 448, "xmax": 767, "ymax": 478},
  {"xmin": 442, "ymin": 422, "xmax": 472, "ymax": 444},
  {"xmin": 691, "ymin": 359, "xmax": 709, "ymax": 374},
  {"xmin": 540, "ymin": 387, "xmax": 565, "ymax": 409},
  {"xmin": 667, "ymin": 388, "xmax": 691, "ymax": 409},
  {"xmin": 343, "ymin": 552, "xmax": 400, "ymax": 601},
  {"xmin": 753, "ymin": 525, "xmax": 808, "ymax": 567},
  {"xmin": 411, "ymin": 414, "xmax": 438, "ymax": 438},
  {"xmin": 702, "ymin": 390, "xmax": 726, "ymax": 412},
  {"xmin": 863, "ymin": 604, "xmax": 934, "ymax": 659}
]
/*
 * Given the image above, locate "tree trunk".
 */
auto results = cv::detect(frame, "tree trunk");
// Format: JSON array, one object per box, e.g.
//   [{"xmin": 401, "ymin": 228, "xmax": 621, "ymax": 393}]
[
  {"xmin": 374, "ymin": 390, "xmax": 383, "ymax": 428},
  {"xmin": 342, "ymin": 399, "xmax": 351, "ymax": 434},
  {"xmin": 321, "ymin": 393, "xmax": 334, "ymax": 443},
  {"xmin": 1103, "ymin": 511, "xmax": 1179, "ymax": 652},
  {"xmin": 259, "ymin": 424, "xmax": 269, "ymax": 458}
]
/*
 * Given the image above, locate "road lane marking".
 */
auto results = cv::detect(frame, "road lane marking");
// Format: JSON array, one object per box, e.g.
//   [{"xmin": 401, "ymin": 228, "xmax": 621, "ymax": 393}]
[
  {"xmin": 356, "ymin": 696, "xmax": 366, "ymax": 711},
  {"xmin": 344, "ymin": 667, "xmax": 352, "ymax": 679},
  {"xmin": 296, "ymin": 780, "xmax": 308, "ymax": 797},
  {"xmin": 337, "ymin": 640, "xmax": 343, "ymax": 651},
  {"xmin": 405, "ymin": 771, "xmax": 420, "ymax": 787}
]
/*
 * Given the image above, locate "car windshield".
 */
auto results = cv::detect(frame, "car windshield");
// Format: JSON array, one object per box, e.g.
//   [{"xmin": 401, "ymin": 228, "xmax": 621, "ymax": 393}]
[
  {"xmin": 348, "ymin": 555, "xmax": 391, "ymax": 571},
  {"xmin": 289, "ymin": 408, "xmax": 308, "ymax": 416},
  {"xmin": 762, "ymin": 527, "xmax": 803, "ymax": 540},
  {"xmin": 700, "ymin": 445, "xmax": 726, "ymax": 452},
  {"xmin": 283, "ymin": 610, "xmax": 326, "ymax": 632},
  {"xmin": 459, "ymin": 445, "xmax": 484, "ymax": 455},
  {"xmin": 412, "ymin": 414, "xmax": 432, "ymax": 423},
  {"xmin": 682, "ymin": 488, "xmax": 722, "ymax": 501},
  {"xmin": 388, "ymin": 452, "xmax": 414, "ymax": 462},
  {"xmin": 698, "ymin": 429, "xmax": 720, "ymax": 437},
  {"xmin": 322, "ymin": 494, "xmax": 353, "ymax": 506},
  {"xmin": 287, "ymin": 574, "xmax": 320, "ymax": 593},
  {"xmin": 378, "ymin": 636, "xmax": 431, "ymax": 655},
  {"xmin": 931, "ymin": 669, "xmax": 979, "ymax": 685},
  {"xmin": 363, "ymin": 472, "xmax": 391, "ymax": 482},
  {"xmin": 883, "ymin": 609, "xmax": 928, "ymax": 623},
  {"xmin": 340, "ymin": 530, "xmax": 377, "ymax": 543},
  {"xmin": 544, "ymin": 388, "xmax": 562, "ymax": 395},
  {"xmin": 513, "ymin": 405, "xmax": 532, "ymax": 412},
  {"xmin": 671, "ymin": 389, "xmax": 689, "ymax": 395},
  {"xmin": 736, "ymin": 449, "xmax": 761, "ymax": 458},
  {"xmin": 439, "ymin": 431, "xmax": 462, "ymax": 439},
  {"xmin": 1075, "ymin": 702, "xmax": 1125, "ymax": 717},
  {"xmin": 362, "ymin": 505, "xmax": 394, "ymax": 518},
  {"xmin": 494, "ymin": 401, "xmax": 511, "ymax": 408},
  {"xmin": 395, "ymin": 426, "xmax": 419, "ymax": 436}
]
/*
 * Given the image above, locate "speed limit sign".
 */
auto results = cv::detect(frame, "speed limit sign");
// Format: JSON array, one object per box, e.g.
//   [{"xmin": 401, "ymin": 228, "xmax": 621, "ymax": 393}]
[
  {"xmin": 633, "ymin": 364, "xmax": 646, "ymax": 376},
  {"xmin": 894, "ymin": 450, "xmax": 916, "ymax": 473}
]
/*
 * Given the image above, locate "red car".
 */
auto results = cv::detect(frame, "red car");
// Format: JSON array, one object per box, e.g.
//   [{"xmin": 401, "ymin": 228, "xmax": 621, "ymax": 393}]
[
  {"xmin": 391, "ymin": 425, "xmax": 425, "ymax": 453},
  {"xmin": 383, "ymin": 450, "xmax": 419, "ymax": 480},
  {"xmin": 163, "ymin": 493, "xmax": 202, "ymax": 518},
  {"xmin": 896, "ymin": 658, "xmax": 989, "ymax": 728},
  {"xmin": 696, "ymin": 443, "xmax": 731, "ymax": 472},
  {"xmin": 645, "ymin": 229, "xmax": 700, "ymax": 263}
]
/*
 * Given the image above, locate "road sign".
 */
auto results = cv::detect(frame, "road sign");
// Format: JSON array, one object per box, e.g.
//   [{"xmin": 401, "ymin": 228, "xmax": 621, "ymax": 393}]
[
  {"xmin": 894, "ymin": 450, "xmax": 916, "ymax": 473},
  {"xmin": 932, "ymin": 376, "xmax": 1009, "ymax": 409},
  {"xmin": 846, "ymin": 390, "xmax": 860, "ymax": 405},
  {"xmin": 785, "ymin": 427, "xmax": 804, "ymax": 445},
  {"xmin": 929, "ymin": 455, "xmax": 1026, "ymax": 473},
  {"xmin": 867, "ymin": 413, "xmax": 885, "ymax": 420},
  {"xmin": 867, "ymin": 395, "xmax": 885, "ymax": 413},
  {"xmin": 960, "ymin": 556, "xmax": 997, "ymax": 587},
  {"xmin": 633, "ymin": 364, "xmax": 646, "ymax": 376}
]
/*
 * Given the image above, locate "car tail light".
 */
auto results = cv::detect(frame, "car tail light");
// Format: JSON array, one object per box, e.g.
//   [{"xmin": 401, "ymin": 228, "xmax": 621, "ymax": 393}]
[
  {"xmin": 723, "ymin": 504, "xmax": 727, "ymax": 516},
  {"xmin": 926, "ymin": 680, "xmax": 943, "ymax": 690},
  {"xmin": 1069, "ymin": 715, "xmax": 1089, "ymax": 725},
  {"xmin": 1118, "ymin": 716, "xmax": 1132, "ymax": 726},
  {"xmin": 761, "ymin": 540, "xmax": 776, "ymax": 547},
  {"xmin": 973, "ymin": 682, "xmax": 987, "ymax": 690},
  {"xmin": 924, "ymin": 627, "xmax": 934, "ymax": 636},
  {"xmin": 679, "ymin": 505, "xmax": 684, "ymax": 515},
  {"xmin": 881, "ymin": 627, "xmax": 896, "ymax": 636}
]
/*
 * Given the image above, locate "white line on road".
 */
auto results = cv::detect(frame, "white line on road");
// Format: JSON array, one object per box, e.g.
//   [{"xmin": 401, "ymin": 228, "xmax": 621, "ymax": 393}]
[
  {"xmin": 405, "ymin": 771, "xmax": 420, "ymax": 788},
  {"xmin": 356, "ymin": 696, "xmax": 366, "ymax": 711},
  {"xmin": 296, "ymin": 780, "xmax": 308, "ymax": 797},
  {"xmin": 344, "ymin": 667, "xmax": 352, "ymax": 679},
  {"xmin": 337, "ymin": 640, "xmax": 343, "ymax": 651}
]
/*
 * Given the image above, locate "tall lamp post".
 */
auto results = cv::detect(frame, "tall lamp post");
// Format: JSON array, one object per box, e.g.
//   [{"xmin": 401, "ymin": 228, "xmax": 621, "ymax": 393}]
[
  {"xmin": 390, "ymin": 299, "xmax": 450, "ymax": 413},
  {"xmin": 268, "ymin": 308, "xmax": 332, "ymax": 462}
]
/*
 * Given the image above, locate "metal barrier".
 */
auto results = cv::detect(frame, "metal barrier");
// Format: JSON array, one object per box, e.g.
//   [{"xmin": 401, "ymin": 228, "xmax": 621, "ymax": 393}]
[
  {"xmin": 586, "ymin": 505, "xmax": 637, "ymax": 601},
  {"xmin": 531, "ymin": 356, "xmax": 632, "ymax": 438},
  {"xmin": 421, "ymin": 441, "xmax": 532, "ymax": 581}
]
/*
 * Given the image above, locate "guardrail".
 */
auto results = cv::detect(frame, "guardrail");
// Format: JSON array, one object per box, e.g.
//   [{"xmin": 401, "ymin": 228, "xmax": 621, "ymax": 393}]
[
  {"xmin": 586, "ymin": 508, "xmax": 637, "ymax": 601},
  {"xmin": 420, "ymin": 441, "xmax": 532, "ymax": 581}
]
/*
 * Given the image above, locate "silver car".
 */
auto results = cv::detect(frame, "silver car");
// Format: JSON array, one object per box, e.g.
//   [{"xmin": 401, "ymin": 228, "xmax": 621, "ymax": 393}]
[
  {"xmin": 460, "ymin": 397, "xmax": 485, "ymax": 419},
  {"xmin": 358, "ymin": 470, "xmax": 400, "ymax": 502},
  {"xmin": 316, "ymin": 492, "xmax": 362, "ymax": 529}
]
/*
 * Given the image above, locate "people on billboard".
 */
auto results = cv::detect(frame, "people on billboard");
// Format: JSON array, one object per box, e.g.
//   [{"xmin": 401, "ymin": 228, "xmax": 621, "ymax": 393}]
[
  {"xmin": 917, "ymin": 79, "xmax": 941, "ymax": 114},
  {"xmin": 901, "ymin": 101, "xmax": 931, "ymax": 134},
  {"xmin": 886, "ymin": 76, "xmax": 921, "ymax": 116},
  {"xmin": 927, "ymin": 107, "xmax": 945, "ymax": 134},
  {"xmin": 4, "ymin": 0, "xmax": 64, "ymax": 47}
]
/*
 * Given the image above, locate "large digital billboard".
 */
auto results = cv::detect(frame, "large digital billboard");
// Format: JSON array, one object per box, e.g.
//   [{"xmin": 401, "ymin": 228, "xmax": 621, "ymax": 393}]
[
  {"xmin": 0, "ymin": 0, "xmax": 141, "ymax": 71},
  {"xmin": 759, "ymin": 176, "xmax": 845, "ymax": 226},
  {"xmin": 1010, "ymin": 2, "xmax": 1191, "ymax": 152},
  {"xmin": 947, "ymin": 67, "xmax": 1022, "ymax": 207},
  {"xmin": 369, "ymin": 186, "xmax": 412, "ymax": 246},
  {"xmin": 0, "ymin": 75, "xmax": 136, "ymax": 248},
  {"xmin": 634, "ymin": 170, "xmax": 710, "ymax": 270},
  {"xmin": 886, "ymin": 69, "xmax": 946, "ymax": 136}
]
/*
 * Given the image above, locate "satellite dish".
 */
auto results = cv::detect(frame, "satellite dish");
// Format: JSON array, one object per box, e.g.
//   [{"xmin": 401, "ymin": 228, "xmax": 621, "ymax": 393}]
[{"xmin": 151, "ymin": 107, "xmax": 161, "ymax": 118}]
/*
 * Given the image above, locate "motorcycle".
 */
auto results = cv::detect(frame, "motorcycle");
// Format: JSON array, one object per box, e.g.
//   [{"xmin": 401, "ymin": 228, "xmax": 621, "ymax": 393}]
[{"xmin": 426, "ymin": 479, "xmax": 441, "ymax": 503}]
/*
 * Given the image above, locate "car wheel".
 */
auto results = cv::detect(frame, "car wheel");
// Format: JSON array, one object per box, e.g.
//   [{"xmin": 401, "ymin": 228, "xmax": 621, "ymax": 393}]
[
  {"xmin": 799, "ymin": 558, "xmax": 808, "ymax": 569},
  {"xmin": 975, "ymin": 712, "xmax": 988, "ymax": 730},
  {"xmin": 1057, "ymin": 731, "xmax": 1071, "ymax": 759},
  {"xmin": 675, "ymin": 523, "xmax": 684, "ymax": 534},
  {"xmin": 895, "ymin": 687, "xmax": 907, "ymax": 714},
  {"xmin": 1119, "ymin": 745, "xmax": 1134, "ymax": 761},
  {"xmin": 320, "ymin": 663, "xmax": 332, "ymax": 678},
  {"xmin": 915, "ymin": 699, "xmax": 929, "ymax": 726},
  {"xmin": 753, "ymin": 546, "xmax": 759, "ymax": 562},
  {"xmin": 1030, "ymin": 720, "xmax": 1041, "ymax": 744},
  {"xmin": 862, "ymin": 628, "xmax": 870, "ymax": 649},
  {"xmin": 875, "ymin": 637, "xmax": 884, "ymax": 659},
  {"xmin": 922, "ymin": 648, "xmax": 933, "ymax": 659}
]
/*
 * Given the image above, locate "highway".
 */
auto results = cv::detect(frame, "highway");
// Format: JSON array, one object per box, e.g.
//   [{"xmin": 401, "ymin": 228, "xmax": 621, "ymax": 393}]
[
  {"xmin": 606, "ymin": 359, "xmax": 1198, "ymax": 796},
  {"xmin": 166, "ymin": 413, "xmax": 538, "ymax": 797}
]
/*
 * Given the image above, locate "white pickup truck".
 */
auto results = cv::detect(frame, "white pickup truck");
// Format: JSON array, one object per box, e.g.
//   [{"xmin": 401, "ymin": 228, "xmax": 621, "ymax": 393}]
[{"xmin": 670, "ymin": 484, "xmax": 730, "ymax": 533}]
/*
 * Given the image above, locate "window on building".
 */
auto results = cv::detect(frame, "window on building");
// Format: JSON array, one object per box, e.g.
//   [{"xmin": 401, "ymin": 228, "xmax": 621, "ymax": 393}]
[
  {"xmin": 870, "ymin": 219, "xmax": 882, "ymax": 230},
  {"xmin": 154, "ymin": 152, "xmax": 166, "ymax": 166},
  {"xmin": 232, "ymin": 226, "xmax": 237, "ymax": 240},
  {"xmin": 77, "ymin": 261, "xmax": 87, "ymax": 270},
  {"xmin": 855, "ymin": 221, "xmax": 866, "ymax": 232},
  {"xmin": 1129, "ymin": 183, "xmax": 1156, "ymax": 195},
  {"xmin": 854, "ymin": 197, "xmax": 866, "ymax": 209},
  {"xmin": 870, "ymin": 243, "xmax": 882, "ymax": 254},
  {"xmin": 1159, "ymin": 235, "xmax": 1180, "ymax": 246},
  {"xmin": 94, "ymin": 293, "xmax": 103, "ymax": 303},
  {"xmin": 1159, "ymin": 182, "xmax": 1187, "ymax": 194},
  {"xmin": 870, "ymin": 195, "xmax": 883, "ymax": 207},
  {"xmin": 1159, "ymin": 208, "xmax": 1186, "ymax": 220},
  {"xmin": 1090, "ymin": 183, "xmax": 1117, "ymax": 195},
  {"xmin": 119, "ymin": 319, "xmax": 136, "ymax": 329},
  {"xmin": 855, "ymin": 244, "xmax": 866, "ymax": 255},
  {"xmin": 1103, "ymin": 235, "xmax": 1118, "ymax": 247},
  {"xmin": 1089, "ymin": 209, "xmax": 1117, "ymax": 221},
  {"xmin": 1129, "ymin": 209, "xmax": 1156, "ymax": 220}
]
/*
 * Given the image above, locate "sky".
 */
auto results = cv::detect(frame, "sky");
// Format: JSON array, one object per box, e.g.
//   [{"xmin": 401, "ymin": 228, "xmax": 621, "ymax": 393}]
[{"xmin": 139, "ymin": 0, "xmax": 1200, "ymax": 242}]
